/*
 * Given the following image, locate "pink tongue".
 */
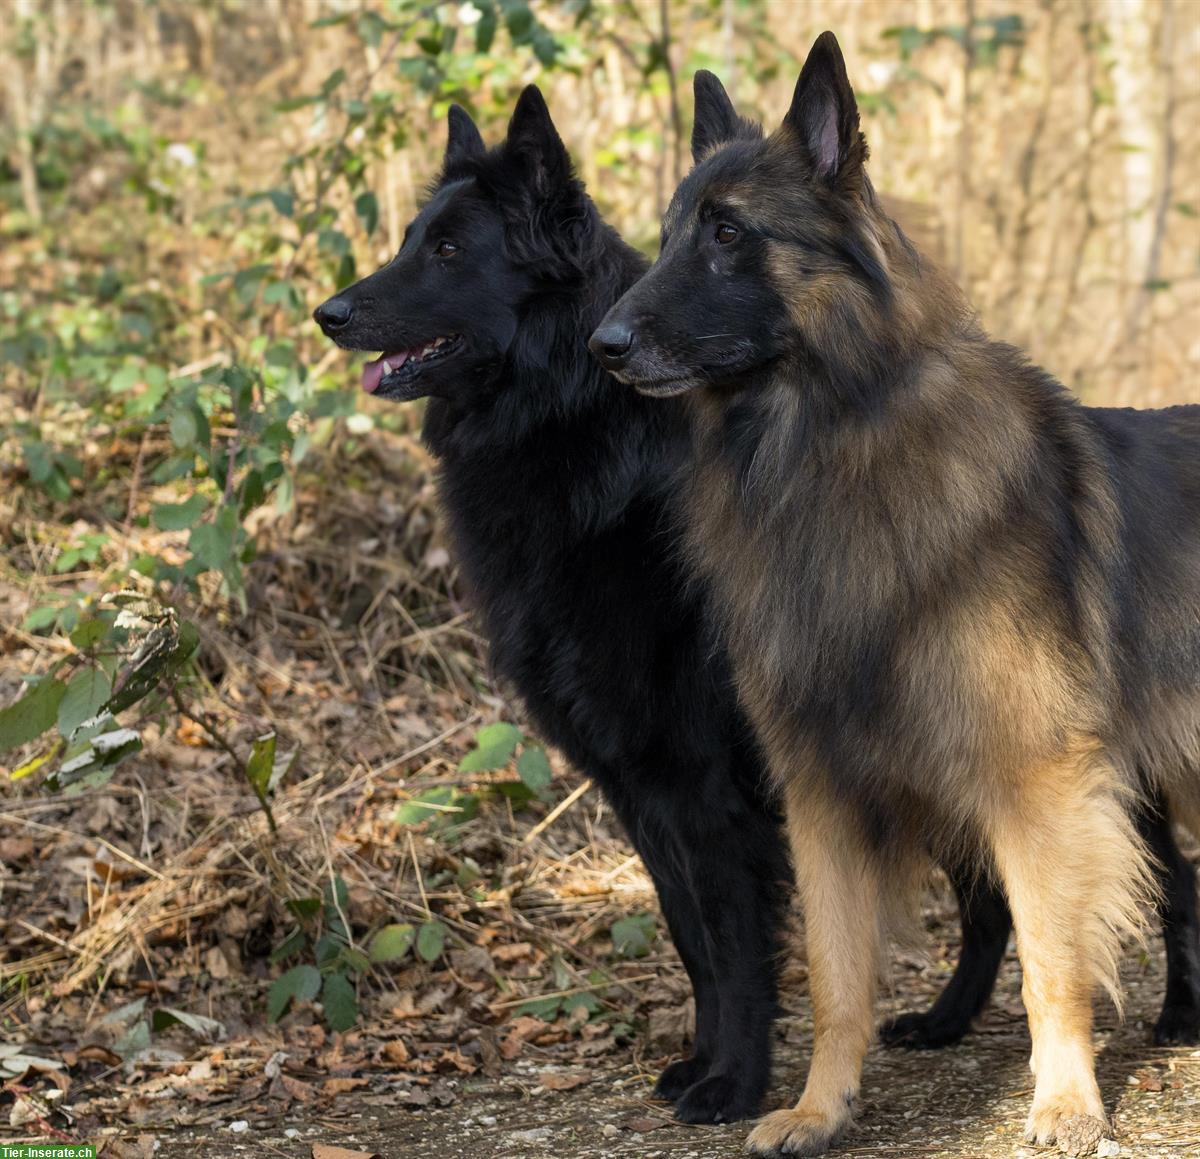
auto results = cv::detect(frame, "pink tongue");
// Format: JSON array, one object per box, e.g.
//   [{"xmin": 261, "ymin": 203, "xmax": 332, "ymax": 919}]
[{"xmin": 361, "ymin": 351, "xmax": 408, "ymax": 394}]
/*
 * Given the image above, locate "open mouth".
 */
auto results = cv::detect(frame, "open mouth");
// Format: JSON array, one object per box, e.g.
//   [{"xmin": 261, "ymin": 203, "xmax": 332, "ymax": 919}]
[{"xmin": 361, "ymin": 334, "xmax": 463, "ymax": 397}]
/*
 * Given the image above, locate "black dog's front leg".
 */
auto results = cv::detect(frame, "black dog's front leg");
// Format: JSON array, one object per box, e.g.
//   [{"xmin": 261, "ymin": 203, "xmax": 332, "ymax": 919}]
[
  {"xmin": 1140, "ymin": 790, "xmax": 1200, "ymax": 1045},
  {"xmin": 879, "ymin": 862, "xmax": 1010, "ymax": 1049},
  {"xmin": 880, "ymin": 784, "xmax": 1200, "ymax": 1051},
  {"xmin": 667, "ymin": 804, "xmax": 791, "ymax": 1124},
  {"xmin": 634, "ymin": 842, "xmax": 723, "ymax": 1099}
]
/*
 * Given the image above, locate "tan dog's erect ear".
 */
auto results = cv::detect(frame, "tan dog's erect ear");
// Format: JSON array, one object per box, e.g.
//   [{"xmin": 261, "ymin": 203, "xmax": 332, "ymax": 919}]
[
  {"xmin": 783, "ymin": 30, "xmax": 867, "ymax": 188},
  {"xmin": 691, "ymin": 70, "xmax": 741, "ymax": 162},
  {"xmin": 446, "ymin": 104, "xmax": 485, "ymax": 163}
]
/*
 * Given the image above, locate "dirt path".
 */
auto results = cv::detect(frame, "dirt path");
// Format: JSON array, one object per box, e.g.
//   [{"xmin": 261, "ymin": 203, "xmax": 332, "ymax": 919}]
[{"xmin": 142, "ymin": 945, "xmax": 1200, "ymax": 1159}]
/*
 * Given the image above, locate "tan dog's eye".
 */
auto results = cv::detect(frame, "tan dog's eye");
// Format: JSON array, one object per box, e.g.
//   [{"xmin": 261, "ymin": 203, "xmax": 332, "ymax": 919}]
[{"xmin": 714, "ymin": 224, "xmax": 738, "ymax": 245}]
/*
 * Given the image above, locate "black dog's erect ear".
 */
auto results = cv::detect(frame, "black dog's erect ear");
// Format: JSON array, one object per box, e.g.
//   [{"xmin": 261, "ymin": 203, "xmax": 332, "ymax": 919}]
[
  {"xmin": 784, "ymin": 31, "xmax": 865, "ymax": 186},
  {"xmin": 691, "ymin": 70, "xmax": 740, "ymax": 162},
  {"xmin": 446, "ymin": 104, "xmax": 485, "ymax": 163},
  {"xmin": 506, "ymin": 85, "xmax": 571, "ymax": 192}
]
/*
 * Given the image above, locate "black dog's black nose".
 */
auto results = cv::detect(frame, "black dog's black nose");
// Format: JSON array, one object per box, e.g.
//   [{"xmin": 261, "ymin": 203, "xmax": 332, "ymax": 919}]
[
  {"xmin": 588, "ymin": 323, "xmax": 635, "ymax": 369},
  {"xmin": 314, "ymin": 296, "xmax": 353, "ymax": 333}
]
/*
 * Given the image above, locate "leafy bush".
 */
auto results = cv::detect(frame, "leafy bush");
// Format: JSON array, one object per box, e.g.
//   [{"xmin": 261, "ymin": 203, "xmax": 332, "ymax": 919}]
[{"xmin": 268, "ymin": 875, "xmax": 450, "ymax": 1032}]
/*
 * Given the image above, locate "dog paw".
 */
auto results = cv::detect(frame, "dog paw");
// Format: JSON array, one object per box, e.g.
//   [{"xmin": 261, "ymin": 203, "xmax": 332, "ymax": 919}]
[
  {"xmin": 744, "ymin": 1106, "xmax": 850, "ymax": 1157},
  {"xmin": 1153, "ymin": 1002, "xmax": 1200, "ymax": 1046},
  {"xmin": 673, "ymin": 1072, "xmax": 763, "ymax": 1124},
  {"xmin": 1024, "ymin": 1100, "xmax": 1110, "ymax": 1155},
  {"xmin": 654, "ymin": 1056, "xmax": 711, "ymax": 1102},
  {"xmin": 878, "ymin": 1009, "xmax": 971, "ymax": 1050}
]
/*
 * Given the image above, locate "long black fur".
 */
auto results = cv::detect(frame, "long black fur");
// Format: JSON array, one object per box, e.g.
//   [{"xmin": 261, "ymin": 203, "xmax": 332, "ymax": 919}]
[{"xmin": 315, "ymin": 88, "xmax": 792, "ymax": 1123}]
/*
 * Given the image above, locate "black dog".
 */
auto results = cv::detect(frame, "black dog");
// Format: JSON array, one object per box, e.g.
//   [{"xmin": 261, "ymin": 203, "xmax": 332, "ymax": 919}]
[{"xmin": 315, "ymin": 88, "xmax": 791, "ymax": 1123}]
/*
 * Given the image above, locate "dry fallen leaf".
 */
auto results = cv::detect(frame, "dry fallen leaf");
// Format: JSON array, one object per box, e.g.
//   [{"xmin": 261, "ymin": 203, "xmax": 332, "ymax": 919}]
[
  {"xmin": 382, "ymin": 1038, "xmax": 410, "ymax": 1065},
  {"xmin": 323, "ymin": 1076, "xmax": 370, "ymax": 1094},
  {"xmin": 621, "ymin": 1115, "xmax": 671, "ymax": 1133},
  {"xmin": 538, "ymin": 1071, "xmax": 589, "ymax": 1091},
  {"xmin": 311, "ymin": 1146, "xmax": 381, "ymax": 1159}
]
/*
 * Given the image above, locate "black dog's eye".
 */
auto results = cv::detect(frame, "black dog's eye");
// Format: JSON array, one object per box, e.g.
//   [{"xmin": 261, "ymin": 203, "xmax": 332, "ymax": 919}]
[
  {"xmin": 435, "ymin": 240, "xmax": 459, "ymax": 257},
  {"xmin": 714, "ymin": 223, "xmax": 738, "ymax": 245}
]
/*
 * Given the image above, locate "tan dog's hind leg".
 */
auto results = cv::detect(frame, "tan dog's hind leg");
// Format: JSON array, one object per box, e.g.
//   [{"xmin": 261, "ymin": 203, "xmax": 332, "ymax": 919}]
[
  {"xmin": 746, "ymin": 786, "xmax": 881, "ymax": 1157},
  {"xmin": 984, "ymin": 745, "xmax": 1153, "ymax": 1147}
]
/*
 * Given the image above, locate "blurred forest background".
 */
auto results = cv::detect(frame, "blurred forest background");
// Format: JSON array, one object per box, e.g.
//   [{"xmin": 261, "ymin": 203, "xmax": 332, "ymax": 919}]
[{"xmin": 1, "ymin": 1, "xmax": 1198, "ymax": 1155}]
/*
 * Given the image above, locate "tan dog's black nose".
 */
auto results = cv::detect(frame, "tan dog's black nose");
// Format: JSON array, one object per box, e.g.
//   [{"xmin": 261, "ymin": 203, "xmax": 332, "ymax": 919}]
[{"xmin": 588, "ymin": 322, "xmax": 635, "ymax": 370}]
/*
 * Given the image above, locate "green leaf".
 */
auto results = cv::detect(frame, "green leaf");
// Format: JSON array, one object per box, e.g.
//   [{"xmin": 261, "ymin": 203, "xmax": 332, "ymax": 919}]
[
  {"xmin": 0, "ymin": 676, "xmax": 67, "ymax": 753},
  {"xmin": 267, "ymin": 964, "xmax": 321, "ymax": 1023},
  {"xmin": 320, "ymin": 67, "xmax": 347, "ymax": 97},
  {"xmin": 516, "ymin": 746, "xmax": 552, "ymax": 795},
  {"xmin": 270, "ymin": 928, "xmax": 306, "ymax": 963},
  {"xmin": 169, "ymin": 408, "xmax": 198, "ymax": 449},
  {"xmin": 514, "ymin": 995, "xmax": 562, "ymax": 1021},
  {"xmin": 339, "ymin": 946, "xmax": 371, "ymax": 974},
  {"xmin": 531, "ymin": 29, "xmax": 558, "ymax": 67},
  {"xmin": 458, "ymin": 721, "xmax": 522, "ymax": 772},
  {"xmin": 315, "ymin": 932, "xmax": 344, "ymax": 967},
  {"xmin": 266, "ymin": 188, "xmax": 294, "ymax": 217},
  {"xmin": 504, "ymin": 3, "xmax": 534, "ymax": 40},
  {"xmin": 234, "ymin": 264, "xmax": 270, "ymax": 304},
  {"xmin": 355, "ymin": 191, "xmax": 379, "ymax": 237},
  {"xmin": 474, "ymin": 0, "xmax": 497, "ymax": 52},
  {"xmin": 112, "ymin": 1019, "xmax": 151, "ymax": 1061},
  {"xmin": 187, "ymin": 507, "xmax": 239, "ymax": 572},
  {"xmin": 357, "ymin": 10, "xmax": 384, "ymax": 47},
  {"xmin": 368, "ymin": 923, "xmax": 415, "ymax": 963},
  {"xmin": 416, "ymin": 919, "xmax": 447, "ymax": 962},
  {"xmin": 22, "ymin": 606, "xmax": 62, "ymax": 633},
  {"xmin": 101, "ymin": 997, "xmax": 148, "ymax": 1027},
  {"xmin": 611, "ymin": 913, "xmax": 656, "ymax": 959},
  {"xmin": 286, "ymin": 896, "xmax": 322, "ymax": 920},
  {"xmin": 561, "ymin": 991, "xmax": 601, "ymax": 1017},
  {"xmin": 321, "ymin": 971, "xmax": 358, "ymax": 1032},
  {"xmin": 45, "ymin": 726, "xmax": 141, "ymax": 793},
  {"xmin": 55, "ymin": 548, "xmax": 83, "ymax": 574},
  {"xmin": 323, "ymin": 875, "xmax": 350, "ymax": 914},
  {"xmin": 318, "ymin": 228, "xmax": 351, "ymax": 257},
  {"xmin": 69, "ymin": 618, "xmax": 109, "ymax": 651},
  {"xmin": 151, "ymin": 1007, "xmax": 227, "ymax": 1041},
  {"xmin": 335, "ymin": 252, "xmax": 356, "ymax": 290},
  {"xmin": 58, "ymin": 668, "xmax": 112, "ymax": 736},
  {"xmin": 152, "ymin": 494, "xmax": 209, "ymax": 531},
  {"xmin": 245, "ymin": 732, "xmax": 277, "ymax": 797},
  {"xmin": 109, "ymin": 364, "xmax": 142, "ymax": 393},
  {"xmin": 394, "ymin": 785, "xmax": 478, "ymax": 827}
]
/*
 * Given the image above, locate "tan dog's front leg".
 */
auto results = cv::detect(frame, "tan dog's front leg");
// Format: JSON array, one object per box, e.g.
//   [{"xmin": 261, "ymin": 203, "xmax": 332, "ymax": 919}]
[
  {"xmin": 746, "ymin": 787, "xmax": 880, "ymax": 1158},
  {"xmin": 984, "ymin": 747, "xmax": 1152, "ymax": 1149}
]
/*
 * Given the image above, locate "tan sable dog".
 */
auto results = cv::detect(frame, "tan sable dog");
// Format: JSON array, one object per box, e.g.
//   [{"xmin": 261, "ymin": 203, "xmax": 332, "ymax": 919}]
[{"xmin": 590, "ymin": 30, "xmax": 1200, "ymax": 1157}]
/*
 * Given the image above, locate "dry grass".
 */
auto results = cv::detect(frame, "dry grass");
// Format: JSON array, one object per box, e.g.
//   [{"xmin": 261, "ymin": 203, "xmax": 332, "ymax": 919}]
[{"xmin": 0, "ymin": 411, "xmax": 683, "ymax": 1121}]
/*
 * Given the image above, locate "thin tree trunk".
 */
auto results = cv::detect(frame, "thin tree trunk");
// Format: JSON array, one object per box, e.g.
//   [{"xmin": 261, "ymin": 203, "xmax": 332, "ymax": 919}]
[
  {"xmin": 658, "ymin": 0, "xmax": 683, "ymax": 186},
  {"xmin": 8, "ymin": 0, "xmax": 42, "ymax": 224},
  {"xmin": 1121, "ymin": 0, "xmax": 1176, "ymax": 350},
  {"xmin": 955, "ymin": 0, "xmax": 977, "ymax": 288}
]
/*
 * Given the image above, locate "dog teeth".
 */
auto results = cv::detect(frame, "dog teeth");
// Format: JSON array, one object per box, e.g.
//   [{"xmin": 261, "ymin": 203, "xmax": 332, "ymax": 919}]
[{"xmin": 381, "ymin": 359, "xmax": 394, "ymax": 374}]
